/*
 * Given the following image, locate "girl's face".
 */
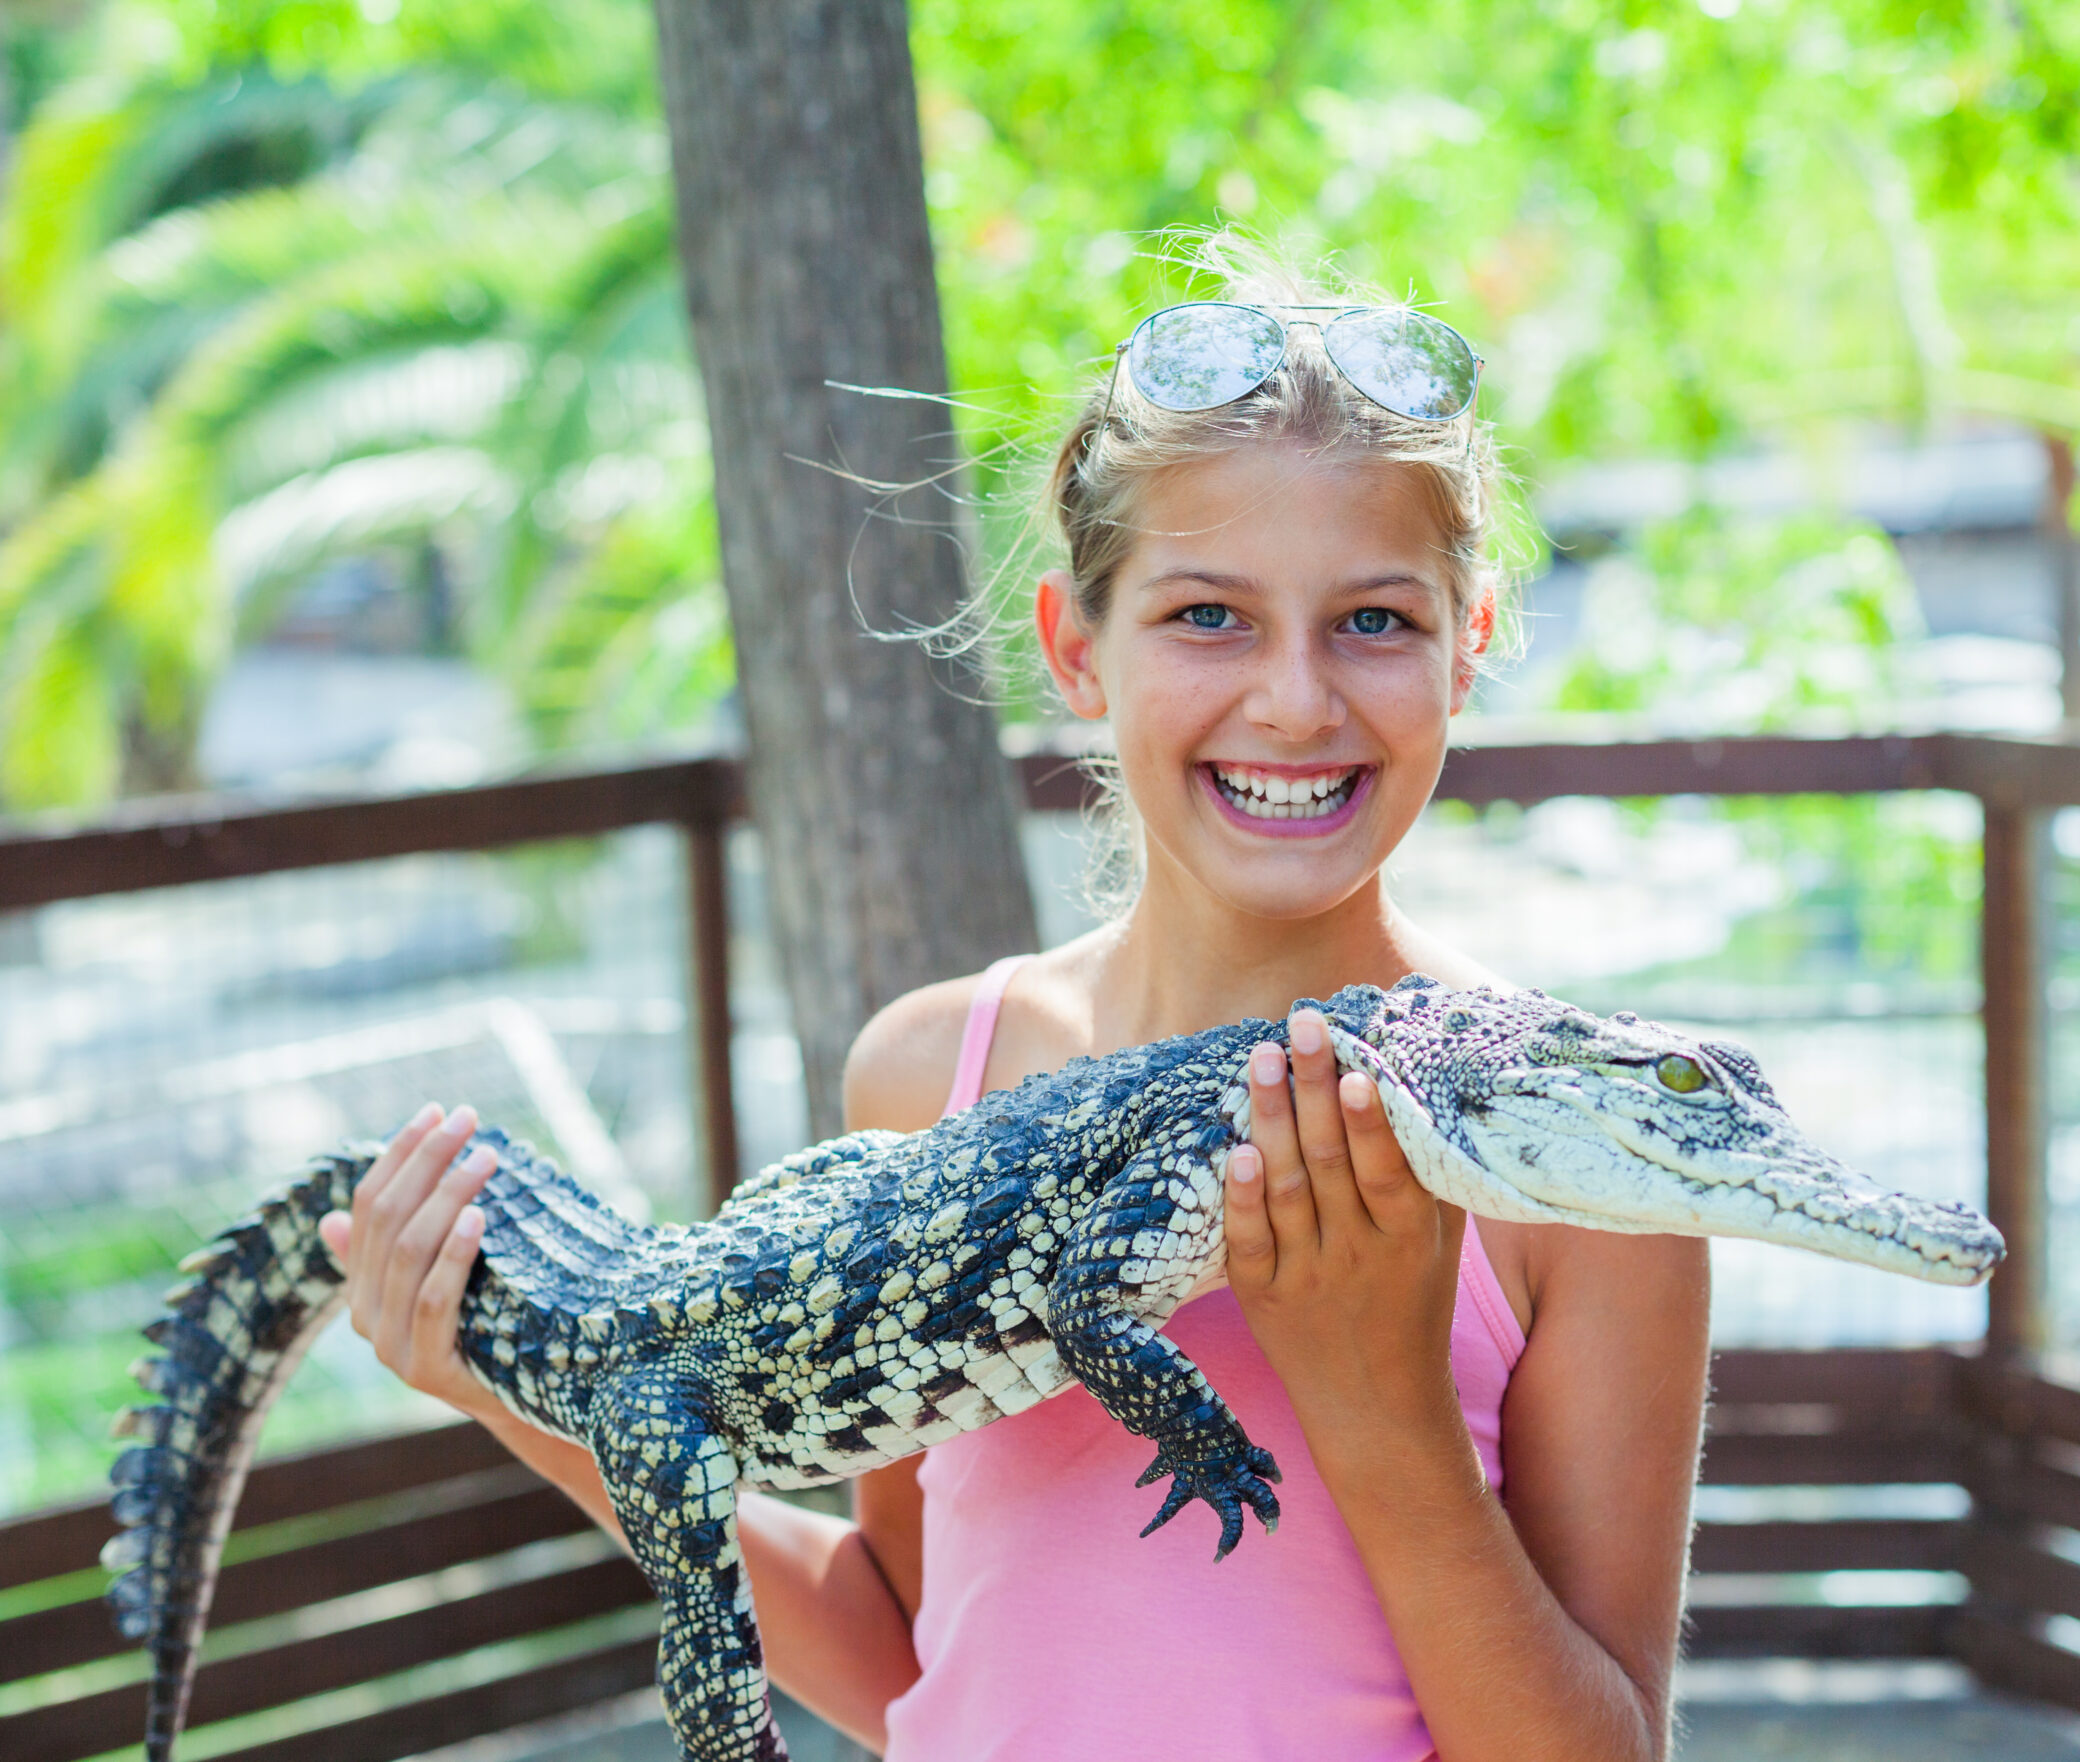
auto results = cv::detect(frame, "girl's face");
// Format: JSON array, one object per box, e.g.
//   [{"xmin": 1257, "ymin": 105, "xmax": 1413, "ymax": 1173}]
[{"xmin": 1038, "ymin": 445, "xmax": 1485, "ymax": 924}]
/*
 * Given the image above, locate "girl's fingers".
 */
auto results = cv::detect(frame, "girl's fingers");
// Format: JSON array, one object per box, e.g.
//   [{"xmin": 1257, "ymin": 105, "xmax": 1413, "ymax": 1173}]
[
  {"xmin": 1247, "ymin": 1042, "xmax": 1318, "ymax": 1247},
  {"xmin": 407, "ymin": 1205, "xmax": 486, "ymax": 1380},
  {"xmin": 372, "ymin": 1144, "xmax": 495, "ymax": 1372},
  {"xmin": 1223, "ymin": 1144, "xmax": 1276, "ymax": 1292},
  {"xmin": 353, "ymin": 1102, "xmax": 444, "ymax": 1224},
  {"xmin": 1340, "ymin": 1071, "xmax": 1421, "ymax": 1228},
  {"xmin": 358, "ymin": 1105, "xmax": 478, "ymax": 1338},
  {"xmin": 318, "ymin": 1210, "xmax": 352, "ymax": 1267},
  {"xmin": 1286, "ymin": 1010, "xmax": 1367, "ymax": 1230}
]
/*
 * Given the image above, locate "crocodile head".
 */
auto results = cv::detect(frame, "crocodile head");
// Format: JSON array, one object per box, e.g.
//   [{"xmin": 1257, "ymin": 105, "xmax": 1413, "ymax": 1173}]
[{"xmin": 1312, "ymin": 977, "xmax": 2003, "ymax": 1287}]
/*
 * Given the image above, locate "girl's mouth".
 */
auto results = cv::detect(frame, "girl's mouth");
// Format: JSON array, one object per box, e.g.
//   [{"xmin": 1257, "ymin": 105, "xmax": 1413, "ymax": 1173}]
[{"xmin": 1199, "ymin": 763, "xmax": 1372, "ymax": 836}]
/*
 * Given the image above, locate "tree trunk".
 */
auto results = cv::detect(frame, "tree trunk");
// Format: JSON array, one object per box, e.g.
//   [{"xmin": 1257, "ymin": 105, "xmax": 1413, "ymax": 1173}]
[{"xmin": 651, "ymin": 0, "xmax": 1038, "ymax": 1145}]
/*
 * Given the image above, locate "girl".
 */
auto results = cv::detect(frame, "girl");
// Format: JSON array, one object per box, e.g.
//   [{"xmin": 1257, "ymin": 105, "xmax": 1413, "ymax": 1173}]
[{"xmin": 320, "ymin": 245, "xmax": 1710, "ymax": 1762}]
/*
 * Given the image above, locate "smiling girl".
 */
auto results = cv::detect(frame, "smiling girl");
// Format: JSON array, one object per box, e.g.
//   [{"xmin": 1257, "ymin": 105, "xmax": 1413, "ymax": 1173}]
[{"xmin": 321, "ymin": 244, "xmax": 1710, "ymax": 1762}]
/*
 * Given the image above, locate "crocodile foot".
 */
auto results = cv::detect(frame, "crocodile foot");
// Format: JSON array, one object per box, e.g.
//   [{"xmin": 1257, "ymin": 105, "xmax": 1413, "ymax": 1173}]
[{"xmin": 1136, "ymin": 1437, "xmax": 1282, "ymax": 1560}]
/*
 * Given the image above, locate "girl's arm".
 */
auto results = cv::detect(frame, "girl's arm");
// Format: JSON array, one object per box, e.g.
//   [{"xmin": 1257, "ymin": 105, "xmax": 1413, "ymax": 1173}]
[
  {"xmin": 1225, "ymin": 1011, "xmax": 1708, "ymax": 1762},
  {"xmin": 317, "ymin": 1099, "xmax": 926, "ymax": 1752}
]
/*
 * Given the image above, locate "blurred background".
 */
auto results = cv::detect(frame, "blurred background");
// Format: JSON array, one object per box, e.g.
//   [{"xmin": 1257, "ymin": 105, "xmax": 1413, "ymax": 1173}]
[{"xmin": 1, "ymin": 1, "xmax": 2078, "ymax": 1732}]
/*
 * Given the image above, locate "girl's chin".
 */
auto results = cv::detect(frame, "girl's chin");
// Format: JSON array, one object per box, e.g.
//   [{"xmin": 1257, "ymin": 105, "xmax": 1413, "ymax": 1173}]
[{"xmin": 1194, "ymin": 763, "xmax": 1377, "ymax": 840}]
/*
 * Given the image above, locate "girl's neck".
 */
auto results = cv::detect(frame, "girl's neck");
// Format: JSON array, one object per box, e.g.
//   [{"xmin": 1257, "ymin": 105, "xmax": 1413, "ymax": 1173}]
[{"xmin": 1080, "ymin": 869, "xmax": 1429, "ymax": 1055}]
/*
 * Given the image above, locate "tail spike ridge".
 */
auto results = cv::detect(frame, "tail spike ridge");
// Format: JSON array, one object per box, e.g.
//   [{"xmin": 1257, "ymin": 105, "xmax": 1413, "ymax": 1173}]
[
  {"xmin": 103, "ymin": 1130, "xmax": 653, "ymax": 1761},
  {"xmin": 98, "ymin": 1149, "xmax": 373, "ymax": 1762}
]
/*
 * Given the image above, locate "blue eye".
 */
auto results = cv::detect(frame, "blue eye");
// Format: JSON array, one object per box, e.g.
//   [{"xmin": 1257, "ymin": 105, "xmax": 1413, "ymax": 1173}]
[
  {"xmin": 1182, "ymin": 604, "xmax": 1234, "ymax": 630},
  {"xmin": 1347, "ymin": 608, "xmax": 1399, "ymax": 636}
]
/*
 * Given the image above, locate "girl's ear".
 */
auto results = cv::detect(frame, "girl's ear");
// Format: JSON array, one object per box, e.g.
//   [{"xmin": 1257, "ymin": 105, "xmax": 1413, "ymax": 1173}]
[
  {"xmin": 1449, "ymin": 586, "xmax": 1496, "ymax": 714},
  {"xmin": 1036, "ymin": 568, "xmax": 1109, "ymax": 720}
]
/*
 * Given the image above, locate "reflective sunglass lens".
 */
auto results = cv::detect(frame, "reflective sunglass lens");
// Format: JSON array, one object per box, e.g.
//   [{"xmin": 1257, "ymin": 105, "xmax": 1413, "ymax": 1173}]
[
  {"xmin": 1126, "ymin": 303, "xmax": 1287, "ymax": 412},
  {"xmin": 1322, "ymin": 310, "xmax": 1478, "ymax": 420}
]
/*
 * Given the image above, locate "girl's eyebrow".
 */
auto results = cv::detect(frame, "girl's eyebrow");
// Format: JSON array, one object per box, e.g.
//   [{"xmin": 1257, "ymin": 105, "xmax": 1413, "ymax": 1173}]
[
  {"xmin": 1136, "ymin": 566, "xmax": 1263, "ymax": 596},
  {"xmin": 1136, "ymin": 566, "xmax": 1442, "ymax": 598}
]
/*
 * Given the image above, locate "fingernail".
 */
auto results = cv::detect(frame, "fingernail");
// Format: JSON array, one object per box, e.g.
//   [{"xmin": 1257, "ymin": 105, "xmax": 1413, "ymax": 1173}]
[
  {"xmin": 457, "ymin": 1206, "xmax": 485, "ymax": 1241},
  {"xmin": 464, "ymin": 1145, "xmax": 496, "ymax": 1173},
  {"xmin": 411, "ymin": 1102, "xmax": 441, "ymax": 1130},
  {"xmin": 1231, "ymin": 1148, "xmax": 1259, "ymax": 1185},
  {"xmin": 1291, "ymin": 1012, "xmax": 1324, "ymax": 1055},
  {"xmin": 449, "ymin": 1104, "xmax": 478, "ymax": 1135},
  {"xmin": 1341, "ymin": 1073, "xmax": 1372, "ymax": 1111},
  {"xmin": 1252, "ymin": 1046, "xmax": 1285, "ymax": 1085}
]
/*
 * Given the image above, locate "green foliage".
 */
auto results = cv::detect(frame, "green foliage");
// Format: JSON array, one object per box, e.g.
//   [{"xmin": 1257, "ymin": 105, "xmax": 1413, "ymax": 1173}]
[
  {"xmin": 0, "ymin": 16, "xmax": 718, "ymax": 808},
  {"xmin": 1709, "ymin": 793, "xmax": 1983, "ymax": 987},
  {"xmin": 1550, "ymin": 511, "xmax": 1927, "ymax": 727},
  {"xmin": 1, "ymin": 0, "xmax": 2076, "ymax": 804},
  {"xmin": 913, "ymin": 0, "xmax": 2080, "ymax": 476}
]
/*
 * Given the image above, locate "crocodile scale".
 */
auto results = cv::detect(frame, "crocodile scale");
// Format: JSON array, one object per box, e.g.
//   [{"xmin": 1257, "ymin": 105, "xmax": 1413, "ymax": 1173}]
[{"xmin": 106, "ymin": 978, "xmax": 2003, "ymax": 1761}]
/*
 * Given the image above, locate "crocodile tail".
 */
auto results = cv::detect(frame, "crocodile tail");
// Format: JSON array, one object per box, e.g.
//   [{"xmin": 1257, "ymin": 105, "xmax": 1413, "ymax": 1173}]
[{"xmin": 105, "ymin": 1148, "xmax": 371, "ymax": 1762}]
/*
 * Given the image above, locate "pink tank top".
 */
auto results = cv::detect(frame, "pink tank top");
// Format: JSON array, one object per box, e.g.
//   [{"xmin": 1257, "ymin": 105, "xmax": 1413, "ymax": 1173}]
[{"xmin": 882, "ymin": 957, "xmax": 1526, "ymax": 1762}]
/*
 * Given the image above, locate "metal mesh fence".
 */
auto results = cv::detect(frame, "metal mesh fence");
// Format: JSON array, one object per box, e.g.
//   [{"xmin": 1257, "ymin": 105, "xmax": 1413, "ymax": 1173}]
[
  {"xmin": 0, "ymin": 785, "xmax": 2003, "ymax": 1517},
  {"xmin": 0, "ymin": 828, "xmax": 699, "ymax": 1517},
  {"xmin": 2042, "ymin": 809, "xmax": 2080, "ymax": 1353}
]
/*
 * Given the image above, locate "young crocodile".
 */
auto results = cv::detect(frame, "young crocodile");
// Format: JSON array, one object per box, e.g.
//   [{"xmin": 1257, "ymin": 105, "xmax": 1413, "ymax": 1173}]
[{"xmin": 106, "ymin": 978, "xmax": 2003, "ymax": 1762}]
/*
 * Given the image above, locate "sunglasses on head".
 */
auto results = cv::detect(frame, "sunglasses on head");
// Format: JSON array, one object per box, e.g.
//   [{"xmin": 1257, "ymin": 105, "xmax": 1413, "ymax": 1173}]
[{"xmin": 1101, "ymin": 300, "xmax": 1483, "ymax": 428}]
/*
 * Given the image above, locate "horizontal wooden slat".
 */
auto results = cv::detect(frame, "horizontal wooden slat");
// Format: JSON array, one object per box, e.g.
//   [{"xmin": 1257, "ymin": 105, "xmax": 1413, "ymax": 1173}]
[
  {"xmin": 1686, "ymin": 1602, "xmax": 1950, "ymax": 1658},
  {"xmin": 1691, "ymin": 1518, "xmax": 1959, "ymax": 1575},
  {"xmin": 1699, "ymin": 1431, "xmax": 1964, "ymax": 1487},
  {"xmin": 0, "ymin": 759, "xmax": 740, "ymax": 910},
  {"xmin": 1976, "ymin": 1452, "xmax": 2080, "ymax": 1533},
  {"xmin": 0, "ymin": 1471, "xmax": 593, "ymax": 1685},
  {"xmin": 1963, "ymin": 1530, "xmax": 2080, "ymax": 1623},
  {"xmin": 1952, "ymin": 1607, "xmax": 2080, "ymax": 1713},
  {"xmin": 0, "ymin": 1423, "xmax": 511, "ymax": 1596},
  {"xmin": 0, "ymin": 1500, "xmax": 116, "ymax": 1597},
  {"xmin": 219, "ymin": 1635, "xmax": 661, "ymax": 1762},
  {"xmin": 1709, "ymin": 1347, "xmax": 1967, "ymax": 1414},
  {"xmin": 1433, "ymin": 734, "xmax": 1948, "ymax": 807},
  {"xmin": 0, "ymin": 1556, "xmax": 652, "ymax": 1762},
  {"xmin": 12, "ymin": 734, "xmax": 2080, "ymax": 916},
  {"xmin": 1970, "ymin": 1361, "xmax": 2080, "ymax": 1450}
]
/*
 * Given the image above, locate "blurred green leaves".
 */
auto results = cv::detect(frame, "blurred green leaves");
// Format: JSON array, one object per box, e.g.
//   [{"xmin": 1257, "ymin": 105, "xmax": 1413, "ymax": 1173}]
[
  {"xmin": 0, "ymin": 0, "xmax": 2075, "ymax": 805},
  {"xmin": 1552, "ymin": 511, "xmax": 1928, "ymax": 728},
  {"xmin": 0, "ymin": 9, "xmax": 714, "ymax": 807}
]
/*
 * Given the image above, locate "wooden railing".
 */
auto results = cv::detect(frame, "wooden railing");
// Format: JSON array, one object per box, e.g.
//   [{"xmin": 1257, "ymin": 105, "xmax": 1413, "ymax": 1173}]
[
  {"xmin": 6, "ymin": 730, "xmax": 2080, "ymax": 1751},
  {"xmin": 0, "ymin": 1426, "xmax": 655, "ymax": 1762}
]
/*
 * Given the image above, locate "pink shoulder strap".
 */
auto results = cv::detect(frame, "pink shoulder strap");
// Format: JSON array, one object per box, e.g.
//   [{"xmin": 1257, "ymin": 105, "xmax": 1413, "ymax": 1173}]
[
  {"xmin": 942, "ymin": 955, "xmax": 1032, "ymax": 1118},
  {"xmin": 1459, "ymin": 1219, "xmax": 1528, "ymax": 1370}
]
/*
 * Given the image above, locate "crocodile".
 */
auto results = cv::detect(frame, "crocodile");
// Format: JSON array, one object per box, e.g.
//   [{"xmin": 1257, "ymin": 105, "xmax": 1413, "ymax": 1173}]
[{"xmin": 106, "ymin": 977, "xmax": 2003, "ymax": 1762}]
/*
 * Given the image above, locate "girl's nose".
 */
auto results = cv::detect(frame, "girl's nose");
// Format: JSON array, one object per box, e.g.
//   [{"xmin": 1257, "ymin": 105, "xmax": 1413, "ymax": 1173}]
[{"xmin": 1241, "ymin": 638, "xmax": 1345, "ymax": 741}]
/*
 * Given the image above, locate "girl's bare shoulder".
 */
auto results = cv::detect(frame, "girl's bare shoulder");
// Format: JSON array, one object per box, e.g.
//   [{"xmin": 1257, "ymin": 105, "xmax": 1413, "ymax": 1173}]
[
  {"xmin": 841, "ymin": 940, "xmax": 1107, "ymax": 1134},
  {"xmin": 841, "ymin": 974, "xmax": 989, "ymax": 1134}
]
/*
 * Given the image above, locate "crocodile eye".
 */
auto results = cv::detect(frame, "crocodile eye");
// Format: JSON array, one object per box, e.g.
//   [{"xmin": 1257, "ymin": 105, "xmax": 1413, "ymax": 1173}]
[{"xmin": 1656, "ymin": 1055, "xmax": 1706, "ymax": 1094}]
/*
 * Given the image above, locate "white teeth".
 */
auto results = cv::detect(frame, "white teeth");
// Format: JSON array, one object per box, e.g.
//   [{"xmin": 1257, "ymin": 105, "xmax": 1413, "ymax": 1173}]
[{"xmin": 1210, "ymin": 765, "xmax": 1361, "ymax": 822}]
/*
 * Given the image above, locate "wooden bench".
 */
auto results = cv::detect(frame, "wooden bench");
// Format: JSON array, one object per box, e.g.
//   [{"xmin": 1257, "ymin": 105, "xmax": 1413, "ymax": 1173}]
[{"xmin": 7, "ymin": 1346, "xmax": 2079, "ymax": 1759}]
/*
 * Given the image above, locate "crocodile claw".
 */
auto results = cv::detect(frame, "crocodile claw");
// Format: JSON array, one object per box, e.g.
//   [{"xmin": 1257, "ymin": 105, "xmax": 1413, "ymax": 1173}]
[{"xmin": 1136, "ymin": 1441, "xmax": 1282, "ymax": 1560}]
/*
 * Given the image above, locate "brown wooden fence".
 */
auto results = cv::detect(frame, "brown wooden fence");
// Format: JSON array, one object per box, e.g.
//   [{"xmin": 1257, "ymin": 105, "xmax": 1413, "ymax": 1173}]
[{"xmin": 5, "ymin": 731, "xmax": 2080, "ymax": 1754}]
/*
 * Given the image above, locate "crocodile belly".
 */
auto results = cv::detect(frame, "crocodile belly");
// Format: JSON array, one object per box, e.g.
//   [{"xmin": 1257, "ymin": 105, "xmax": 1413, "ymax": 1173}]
[{"xmin": 735, "ymin": 1302, "xmax": 1080, "ymax": 1492}]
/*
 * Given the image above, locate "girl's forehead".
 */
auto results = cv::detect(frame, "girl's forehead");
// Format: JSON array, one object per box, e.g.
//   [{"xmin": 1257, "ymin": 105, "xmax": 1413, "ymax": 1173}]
[{"xmin": 1124, "ymin": 449, "xmax": 1451, "ymax": 591}]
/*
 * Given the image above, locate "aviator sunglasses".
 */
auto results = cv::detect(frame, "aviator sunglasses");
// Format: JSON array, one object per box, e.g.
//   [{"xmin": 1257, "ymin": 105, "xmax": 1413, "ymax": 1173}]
[{"xmin": 1102, "ymin": 301, "xmax": 1483, "ymax": 427}]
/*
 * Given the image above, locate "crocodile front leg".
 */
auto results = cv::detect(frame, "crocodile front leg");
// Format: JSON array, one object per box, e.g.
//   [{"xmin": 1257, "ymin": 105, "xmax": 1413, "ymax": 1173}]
[
  {"xmin": 592, "ymin": 1364, "xmax": 782, "ymax": 1762},
  {"xmin": 1044, "ymin": 1150, "xmax": 1281, "ymax": 1561}
]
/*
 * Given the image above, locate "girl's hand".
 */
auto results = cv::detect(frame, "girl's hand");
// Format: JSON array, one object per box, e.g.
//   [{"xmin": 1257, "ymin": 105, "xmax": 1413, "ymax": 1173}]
[
  {"xmin": 1225, "ymin": 1008, "xmax": 1471, "ymax": 1485},
  {"xmin": 316, "ymin": 1102, "xmax": 498, "ymax": 1418}
]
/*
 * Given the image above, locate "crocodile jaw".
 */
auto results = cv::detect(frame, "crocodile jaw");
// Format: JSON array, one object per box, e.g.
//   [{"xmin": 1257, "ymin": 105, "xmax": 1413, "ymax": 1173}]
[
  {"xmin": 1457, "ymin": 1087, "xmax": 2003, "ymax": 1285},
  {"xmin": 1326, "ymin": 1017, "xmax": 2004, "ymax": 1288}
]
